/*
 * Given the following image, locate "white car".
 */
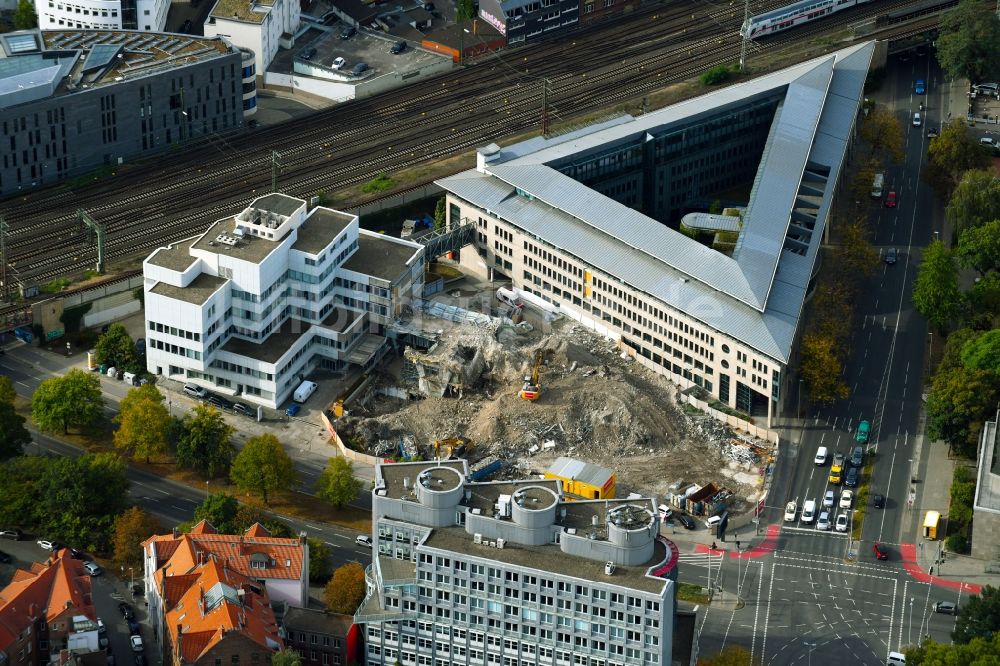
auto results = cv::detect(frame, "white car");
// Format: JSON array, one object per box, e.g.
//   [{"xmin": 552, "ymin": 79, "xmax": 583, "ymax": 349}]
[
  {"xmin": 332, "ymin": 57, "xmax": 346, "ymax": 70},
  {"xmin": 130, "ymin": 635, "xmax": 143, "ymax": 653},
  {"xmin": 816, "ymin": 511, "xmax": 831, "ymax": 530},
  {"xmin": 355, "ymin": 535, "xmax": 373, "ymax": 547},
  {"xmin": 783, "ymin": 501, "xmax": 797, "ymax": 522},
  {"xmin": 839, "ymin": 490, "xmax": 853, "ymax": 509},
  {"xmin": 912, "ymin": 112, "xmax": 922, "ymax": 126},
  {"xmin": 814, "ymin": 447, "xmax": 828, "ymax": 465},
  {"xmin": 83, "ymin": 561, "xmax": 102, "ymax": 576},
  {"xmin": 823, "ymin": 490, "xmax": 835, "ymax": 508},
  {"xmin": 835, "ymin": 513, "xmax": 849, "ymax": 532},
  {"xmin": 36, "ymin": 539, "xmax": 55, "ymax": 550}
]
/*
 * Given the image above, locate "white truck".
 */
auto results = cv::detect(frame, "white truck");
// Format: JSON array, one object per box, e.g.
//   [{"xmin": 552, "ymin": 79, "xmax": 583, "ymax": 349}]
[{"xmin": 293, "ymin": 380, "xmax": 318, "ymax": 403}]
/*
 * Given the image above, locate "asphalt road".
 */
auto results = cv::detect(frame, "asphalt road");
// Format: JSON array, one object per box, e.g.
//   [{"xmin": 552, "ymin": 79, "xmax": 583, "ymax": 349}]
[{"xmin": 689, "ymin": 51, "xmax": 964, "ymax": 664}]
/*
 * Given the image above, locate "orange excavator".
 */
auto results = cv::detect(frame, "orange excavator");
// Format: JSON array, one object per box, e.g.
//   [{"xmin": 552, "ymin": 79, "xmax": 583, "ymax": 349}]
[{"xmin": 519, "ymin": 349, "xmax": 549, "ymax": 401}]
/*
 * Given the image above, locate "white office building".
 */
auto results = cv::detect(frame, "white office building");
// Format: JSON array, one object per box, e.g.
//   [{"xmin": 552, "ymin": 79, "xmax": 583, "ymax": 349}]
[
  {"xmin": 204, "ymin": 0, "xmax": 300, "ymax": 79},
  {"xmin": 356, "ymin": 460, "xmax": 678, "ymax": 666},
  {"xmin": 36, "ymin": 0, "xmax": 168, "ymax": 31},
  {"xmin": 437, "ymin": 43, "xmax": 876, "ymax": 425},
  {"xmin": 142, "ymin": 193, "xmax": 424, "ymax": 408}
]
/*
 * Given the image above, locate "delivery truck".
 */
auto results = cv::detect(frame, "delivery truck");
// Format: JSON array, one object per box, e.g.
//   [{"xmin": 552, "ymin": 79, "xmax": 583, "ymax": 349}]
[{"xmin": 293, "ymin": 380, "xmax": 318, "ymax": 403}]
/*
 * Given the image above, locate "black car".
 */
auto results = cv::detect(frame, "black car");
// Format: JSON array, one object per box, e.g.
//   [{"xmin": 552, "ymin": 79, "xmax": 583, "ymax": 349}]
[
  {"xmin": 339, "ymin": 26, "xmax": 356, "ymax": 39},
  {"xmin": 0, "ymin": 528, "xmax": 23, "ymax": 540},
  {"xmin": 127, "ymin": 620, "xmax": 141, "ymax": 636},
  {"xmin": 206, "ymin": 395, "xmax": 232, "ymax": 411},
  {"xmin": 844, "ymin": 467, "xmax": 859, "ymax": 488},
  {"xmin": 676, "ymin": 514, "xmax": 696, "ymax": 530},
  {"xmin": 873, "ymin": 493, "xmax": 885, "ymax": 509},
  {"xmin": 301, "ymin": 47, "xmax": 317, "ymax": 60},
  {"xmin": 351, "ymin": 62, "xmax": 368, "ymax": 76},
  {"xmin": 850, "ymin": 445, "xmax": 864, "ymax": 467},
  {"xmin": 885, "ymin": 247, "xmax": 898, "ymax": 265},
  {"xmin": 0, "ymin": 550, "xmax": 12, "ymax": 563},
  {"xmin": 69, "ymin": 548, "xmax": 85, "ymax": 560},
  {"xmin": 119, "ymin": 603, "xmax": 135, "ymax": 621},
  {"xmin": 390, "ymin": 40, "xmax": 407, "ymax": 54},
  {"xmin": 233, "ymin": 402, "xmax": 253, "ymax": 417}
]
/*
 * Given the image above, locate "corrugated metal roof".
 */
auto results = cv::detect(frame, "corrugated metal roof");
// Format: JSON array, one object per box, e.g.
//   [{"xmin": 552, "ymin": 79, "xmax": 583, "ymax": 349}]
[{"xmin": 547, "ymin": 457, "xmax": 613, "ymax": 488}]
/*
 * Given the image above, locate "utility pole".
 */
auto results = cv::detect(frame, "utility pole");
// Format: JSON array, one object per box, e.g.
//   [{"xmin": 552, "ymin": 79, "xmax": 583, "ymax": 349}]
[
  {"xmin": 77, "ymin": 209, "xmax": 106, "ymax": 274},
  {"xmin": 271, "ymin": 151, "xmax": 283, "ymax": 193},
  {"xmin": 541, "ymin": 78, "xmax": 552, "ymax": 137},
  {"xmin": 739, "ymin": 0, "xmax": 750, "ymax": 72},
  {"xmin": 0, "ymin": 216, "xmax": 8, "ymax": 302}
]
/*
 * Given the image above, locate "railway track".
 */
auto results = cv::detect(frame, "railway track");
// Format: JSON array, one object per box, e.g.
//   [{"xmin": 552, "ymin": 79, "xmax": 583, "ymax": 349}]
[{"xmin": 1, "ymin": 0, "xmax": 940, "ymax": 286}]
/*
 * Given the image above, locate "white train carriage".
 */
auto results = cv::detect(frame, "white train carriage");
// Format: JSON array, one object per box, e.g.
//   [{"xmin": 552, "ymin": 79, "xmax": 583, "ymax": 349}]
[{"xmin": 741, "ymin": 0, "xmax": 874, "ymax": 39}]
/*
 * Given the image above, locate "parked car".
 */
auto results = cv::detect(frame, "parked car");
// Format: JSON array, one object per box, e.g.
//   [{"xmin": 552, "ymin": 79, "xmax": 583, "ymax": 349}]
[
  {"xmin": 356, "ymin": 535, "xmax": 373, "ymax": 547},
  {"xmin": 0, "ymin": 528, "xmax": 23, "ymax": 540},
  {"xmin": 873, "ymin": 493, "xmax": 885, "ymax": 509},
  {"xmin": 873, "ymin": 542, "xmax": 889, "ymax": 560},
  {"xmin": 676, "ymin": 514, "xmax": 696, "ymax": 530},
  {"xmin": 130, "ymin": 635, "xmax": 143, "ymax": 653},
  {"xmin": 301, "ymin": 46, "xmax": 317, "ymax": 60},
  {"xmin": 285, "ymin": 403, "xmax": 301, "ymax": 417},
  {"xmin": 927, "ymin": 127, "xmax": 939, "ymax": 138},
  {"xmin": 0, "ymin": 550, "xmax": 11, "ymax": 564},
  {"xmin": 339, "ymin": 26, "xmax": 356, "ymax": 39},
  {"xmin": 390, "ymin": 40, "xmax": 407, "ymax": 54},
  {"xmin": 783, "ymin": 501, "xmax": 797, "ymax": 522},
  {"xmin": 332, "ymin": 57, "xmax": 346, "ymax": 70},
  {"xmin": 232, "ymin": 402, "xmax": 253, "ymax": 417},
  {"xmin": 183, "ymin": 383, "xmax": 208, "ymax": 399},
  {"xmin": 839, "ymin": 490, "xmax": 853, "ymax": 509},
  {"xmin": 69, "ymin": 548, "xmax": 84, "ymax": 560},
  {"xmin": 658, "ymin": 504, "xmax": 673, "ymax": 521},
  {"xmin": 351, "ymin": 62, "xmax": 369, "ymax": 76},
  {"xmin": 933, "ymin": 601, "xmax": 959, "ymax": 615},
  {"xmin": 83, "ymin": 561, "xmax": 102, "ymax": 576},
  {"xmin": 36, "ymin": 539, "xmax": 57, "ymax": 550},
  {"xmin": 816, "ymin": 511, "xmax": 831, "ymax": 530},
  {"xmin": 835, "ymin": 513, "xmax": 849, "ymax": 532},
  {"xmin": 885, "ymin": 191, "xmax": 897, "ymax": 208},
  {"xmin": 97, "ymin": 620, "xmax": 107, "ymax": 636},
  {"xmin": 119, "ymin": 603, "xmax": 135, "ymax": 621},
  {"xmin": 206, "ymin": 394, "xmax": 232, "ymax": 411}
]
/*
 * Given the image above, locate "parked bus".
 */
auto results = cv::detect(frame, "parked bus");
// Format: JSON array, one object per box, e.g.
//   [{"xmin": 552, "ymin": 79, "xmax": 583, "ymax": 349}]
[{"xmin": 923, "ymin": 510, "xmax": 940, "ymax": 540}]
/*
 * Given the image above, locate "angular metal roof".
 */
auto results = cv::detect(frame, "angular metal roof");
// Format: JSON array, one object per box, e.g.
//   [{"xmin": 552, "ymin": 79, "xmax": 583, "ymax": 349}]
[{"xmin": 438, "ymin": 42, "xmax": 876, "ymax": 363}]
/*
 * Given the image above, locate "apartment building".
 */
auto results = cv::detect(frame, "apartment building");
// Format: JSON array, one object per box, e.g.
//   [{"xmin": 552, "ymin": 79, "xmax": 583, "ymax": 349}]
[
  {"xmin": 437, "ymin": 42, "xmax": 876, "ymax": 424},
  {"xmin": 203, "ymin": 0, "xmax": 300, "ymax": 79},
  {"xmin": 0, "ymin": 30, "xmax": 248, "ymax": 198},
  {"xmin": 356, "ymin": 460, "xmax": 678, "ymax": 666},
  {"xmin": 142, "ymin": 193, "xmax": 424, "ymax": 408},
  {"xmin": 35, "ymin": 0, "xmax": 168, "ymax": 31},
  {"xmin": 281, "ymin": 607, "xmax": 363, "ymax": 666}
]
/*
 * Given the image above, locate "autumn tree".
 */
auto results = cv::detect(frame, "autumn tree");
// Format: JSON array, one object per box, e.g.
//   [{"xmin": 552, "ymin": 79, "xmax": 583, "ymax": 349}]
[
  {"xmin": 927, "ymin": 367, "xmax": 1000, "ymax": 458},
  {"xmin": 230, "ymin": 434, "xmax": 296, "ymax": 504},
  {"xmin": 912, "ymin": 241, "xmax": 961, "ymax": 331},
  {"xmin": 834, "ymin": 221, "xmax": 879, "ymax": 278},
  {"xmin": 94, "ymin": 323, "xmax": 139, "ymax": 372},
  {"xmin": 849, "ymin": 159, "xmax": 881, "ymax": 206},
  {"xmin": 32, "ymin": 369, "xmax": 104, "ymax": 434},
  {"xmin": 799, "ymin": 332, "xmax": 849, "ymax": 404},
  {"xmin": 0, "ymin": 403, "xmax": 31, "ymax": 461},
  {"xmin": 952, "ymin": 585, "xmax": 1000, "ymax": 644},
  {"xmin": 316, "ymin": 457, "xmax": 363, "ymax": 509},
  {"xmin": 323, "ymin": 562, "xmax": 367, "ymax": 614},
  {"xmin": 174, "ymin": 404, "xmax": 235, "ymax": 478},
  {"xmin": 860, "ymin": 104, "xmax": 904, "ymax": 163},
  {"xmin": 271, "ymin": 650, "xmax": 302, "ymax": 666},
  {"xmin": 936, "ymin": 0, "xmax": 1000, "ymax": 84},
  {"xmin": 114, "ymin": 384, "xmax": 170, "ymax": 463},
  {"xmin": 947, "ymin": 170, "xmax": 1000, "ymax": 236},
  {"xmin": 0, "ymin": 375, "xmax": 16, "ymax": 405},
  {"xmin": 112, "ymin": 507, "xmax": 162, "ymax": 568},
  {"xmin": 926, "ymin": 120, "xmax": 992, "ymax": 198}
]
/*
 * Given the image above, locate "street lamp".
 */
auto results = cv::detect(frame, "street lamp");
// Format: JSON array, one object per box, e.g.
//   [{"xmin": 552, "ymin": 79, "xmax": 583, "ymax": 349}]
[
  {"xmin": 804, "ymin": 641, "xmax": 817, "ymax": 666},
  {"xmin": 909, "ymin": 597, "xmax": 915, "ymax": 646}
]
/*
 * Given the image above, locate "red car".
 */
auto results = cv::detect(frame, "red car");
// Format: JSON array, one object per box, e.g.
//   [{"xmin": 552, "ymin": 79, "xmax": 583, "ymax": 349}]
[
  {"xmin": 873, "ymin": 542, "xmax": 889, "ymax": 561},
  {"xmin": 885, "ymin": 191, "xmax": 897, "ymax": 208}
]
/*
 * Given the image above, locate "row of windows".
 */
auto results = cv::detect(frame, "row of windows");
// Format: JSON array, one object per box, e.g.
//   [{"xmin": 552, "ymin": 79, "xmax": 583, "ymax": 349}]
[
  {"xmin": 623, "ymin": 337, "xmax": 713, "ymax": 394},
  {"xmin": 149, "ymin": 337, "xmax": 201, "ymax": 360},
  {"xmin": 149, "ymin": 320, "xmax": 201, "ymax": 341}
]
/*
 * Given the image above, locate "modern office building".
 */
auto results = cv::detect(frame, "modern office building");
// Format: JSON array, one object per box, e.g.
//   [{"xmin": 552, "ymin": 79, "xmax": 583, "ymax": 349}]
[
  {"xmin": 356, "ymin": 460, "xmax": 678, "ymax": 666},
  {"xmin": 476, "ymin": 0, "xmax": 641, "ymax": 45},
  {"xmin": 142, "ymin": 192, "xmax": 424, "ymax": 408},
  {"xmin": 972, "ymin": 413, "xmax": 1000, "ymax": 563},
  {"xmin": 35, "ymin": 0, "xmax": 169, "ymax": 31},
  {"xmin": 437, "ymin": 42, "xmax": 875, "ymax": 424},
  {"xmin": 0, "ymin": 29, "xmax": 250, "ymax": 198},
  {"xmin": 204, "ymin": 0, "xmax": 300, "ymax": 79}
]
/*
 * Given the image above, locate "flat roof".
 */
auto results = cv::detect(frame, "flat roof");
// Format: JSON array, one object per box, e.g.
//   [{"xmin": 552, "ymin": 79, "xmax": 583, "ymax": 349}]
[
  {"xmin": 423, "ymin": 526, "xmax": 669, "ymax": 595},
  {"xmin": 220, "ymin": 318, "xmax": 312, "ymax": 364},
  {"xmin": 975, "ymin": 420, "xmax": 1000, "ymax": 513},
  {"xmin": 210, "ymin": 0, "xmax": 275, "ymax": 24},
  {"xmin": 292, "ymin": 208, "xmax": 355, "ymax": 255},
  {"xmin": 379, "ymin": 461, "xmax": 467, "ymax": 499},
  {"xmin": 342, "ymin": 231, "xmax": 420, "ymax": 282},
  {"xmin": 150, "ymin": 272, "xmax": 228, "ymax": 305},
  {"xmin": 320, "ymin": 306, "xmax": 358, "ymax": 333},
  {"xmin": 146, "ymin": 238, "xmax": 198, "ymax": 271},
  {"xmin": 191, "ymin": 217, "xmax": 283, "ymax": 265}
]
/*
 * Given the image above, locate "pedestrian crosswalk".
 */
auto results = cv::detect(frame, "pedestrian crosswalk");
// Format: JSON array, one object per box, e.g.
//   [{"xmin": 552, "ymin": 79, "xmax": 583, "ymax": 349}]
[{"xmin": 678, "ymin": 552, "xmax": 724, "ymax": 568}]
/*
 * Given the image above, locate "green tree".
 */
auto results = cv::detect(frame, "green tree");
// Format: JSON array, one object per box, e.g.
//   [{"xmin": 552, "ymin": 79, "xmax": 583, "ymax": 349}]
[
  {"xmin": 174, "ymin": 404, "xmax": 236, "ymax": 478},
  {"xmin": 912, "ymin": 241, "xmax": 961, "ymax": 330},
  {"xmin": 231, "ymin": 503, "xmax": 295, "ymax": 537},
  {"xmin": 907, "ymin": 633, "xmax": 1000, "ymax": 664},
  {"xmin": 114, "ymin": 384, "xmax": 170, "ymax": 463},
  {"xmin": 316, "ymin": 457, "xmax": 363, "ymax": 509},
  {"xmin": 941, "ymin": 328, "xmax": 984, "ymax": 372},
  {"xmin": 230, "ymin": 434, "xmax": 296, "ymax": 504},
  {"xmin": 950, "ymin": 465, "xmax": 977, "ymax": 527},
  {"xmin": 94, "ymin": 323, "xmax": 138, "ymax": 372},
  {"xmin": 308, "ymin": 538, "xmax": 333, "ymax": 583},
  {"xmin": 947, "ymin": 170, "xmax": 1000, "ymax": 236},
  {"xmin": 0, "ymin": 456, "xmax": 48, "ymax": 528},
  {"xmin": 112, "ymin": 507, "xmax": 162, "ymax": 568},
  {"xmin": 961, "ymin": 329, "xmax": 1000, "ymax": 375},
  {"xmin": 956, "ymin": 218, "xmax": 1000, "ymax": 275},
  {"xmin": 953, "ymin": 585, "xmax": 1000, "ymax": 644},
  {"xmin": 193, "ymin": 492, "xmax": 240, "ymax": 533},
  {"xmin": 927, "ymin": 121, "xmax": 992, "ymax": 198},
  {"xmin": 271, "ymin": 650, "xmax": 302, "ymax": 666},
  {"xmin": 13, "ymin": 0, "xmax": 37, "ymax": 29},
  {"xmin": 936, "ymin": 0, "xmax": 1000, "ymax": 84},
  {"xmin": 31, "ymin": 369, "xmax": 104, "ymax": 434},
  {"xmin": 433, "ymin": 196, "xmax": 447, "ymax": 230},
  {"xmin": 0, "ymin": 402, "xmax": 31, "ymax": 460},
  {"xmin": 927, "ymin": 366, "xmax": 1000, "ymax": 458},
  {"xmin": 860, "ymin": 104, "xmax": 904, "ymax": 162},
  {"xmin": 967, "ymin": 273, "xmax": 1000, "ymax": 324},
  {"xmin": 697, "ymin": 645, "xmax": 752, "ymax": 666},
  {"xmin": 0, "ymin": 375, "xmax": 16, "ymax": 405},
  {"xmin": 323, "ymin": 562, "xmax": 366, "ymax": 614},
  {"xmin": 456, "ymin": 0, "xmax": 476, "ymax": 21}
]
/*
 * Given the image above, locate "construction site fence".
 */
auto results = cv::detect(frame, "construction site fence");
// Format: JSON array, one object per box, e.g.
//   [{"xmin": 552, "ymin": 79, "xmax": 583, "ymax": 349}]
[
  {"xmin": 322, "ymin": 411, "xmax": 384, "ymax": 467},
  {"xmin": 678, "ymin": 392, "xmax": 780, "ymax": 445}
]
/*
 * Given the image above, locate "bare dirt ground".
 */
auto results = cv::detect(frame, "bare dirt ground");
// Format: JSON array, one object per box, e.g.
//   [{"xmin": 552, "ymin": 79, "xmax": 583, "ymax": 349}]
[{"xmin": 339, "ymin": 312, "xmax": 769, "ymax": 510}]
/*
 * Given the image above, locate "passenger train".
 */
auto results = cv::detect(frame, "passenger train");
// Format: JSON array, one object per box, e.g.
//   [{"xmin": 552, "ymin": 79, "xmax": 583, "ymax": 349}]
[{"xmin": 741, "ymin": 0, "xmax": 876, "ymax": 39}]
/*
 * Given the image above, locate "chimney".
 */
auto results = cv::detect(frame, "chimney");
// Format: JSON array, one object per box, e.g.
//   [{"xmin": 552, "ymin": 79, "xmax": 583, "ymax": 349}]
[
  {"xmin": 298, "ymin": 531, "xmax": 306, "ymax": 546},
  {"xmin": 172, "ymin": 527, "xmax": 179, "ymax": 538}
]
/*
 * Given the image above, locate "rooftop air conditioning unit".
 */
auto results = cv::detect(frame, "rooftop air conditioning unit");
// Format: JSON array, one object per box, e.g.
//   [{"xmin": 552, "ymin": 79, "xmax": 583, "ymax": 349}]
[
  {"xmin": 496, "ymin": 539, "xmax": 505, "ymax": 549},
  {"xmin": 473, "ymin": 533, "xmax": 482, "ymax": 544}
]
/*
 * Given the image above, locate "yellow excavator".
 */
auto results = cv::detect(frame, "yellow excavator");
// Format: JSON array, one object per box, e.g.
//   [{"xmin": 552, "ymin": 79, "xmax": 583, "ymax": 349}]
[
  {"xmin": 433, "ymin": 437, "xmax": 472, "ymax": 459},
  {"xmin": 519, "ymin": 349, "xmax": 549, "ymax": 401}
]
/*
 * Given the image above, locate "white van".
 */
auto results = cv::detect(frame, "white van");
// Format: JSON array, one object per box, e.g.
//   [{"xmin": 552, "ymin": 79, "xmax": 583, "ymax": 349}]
[
  {"xmin": 802, "ymin": 500, "xmax": 817, "ymax": 524},
  {"xmin": 887, "ymin": 651, "xmax": 906, "ymax": 665},
  {"xmin": 496, "ymin": 287, "xmax": 524, "ymax": 309},
  {"xmin": 871, "ymin": 172, "xmax": 884, "ymax": 198},
  {"xmin": 705, "ymin": 515, "xmax": 722, "ymax": 530},
  {"xmin": 293, "ymin": 380, "xmax": 318, "ymax": 403}
]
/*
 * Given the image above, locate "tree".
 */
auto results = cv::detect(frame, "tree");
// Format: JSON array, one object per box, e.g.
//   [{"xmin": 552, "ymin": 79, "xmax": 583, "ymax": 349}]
[
  {"xmin": 949, "ymin": 471, "xmax": 976, "ymax": 527},
  {"xmin": 700, "ymin": 64, "xmax": 731, "ymax": 86},
  {"xmin": 13, "ymin": 0, "xmax": 37, "ymax": 29},
  {"xmin": 174, "ymin": 404, "xmax": 236, "ymax": 478},
  {"xmin": 940, "ymin": 328, "xmax": 984, "ymax": 372},
  {"xmin": 860, "ymin": 105, "xmax": 904, "ymax": 163},
  {"xmin": 323, "ymin": 562, "xmax": 366, "ymax": 614},
  {"xmin": 697, "ymin": 645, "xmax": 752, "ymax": 666},
  {"xmin": 907, "ymin": 633, "xmax": 1000, "ymax": 664},
  {"xmin": 947, "ymin": 170, "xmax": 1000, "ymax": 236},
  {"xmin": 956, "ymin": 218, "xmax": 1000, "ymax": 276},
  {"xmin": 230, "ymin": 503, "xmax": 295, "ymax": 537},
  {"xmin": 433, "ymin": 196, "xmax": 447, "ymax": 230},
  {"xmin": 912, "ymin": 241, "xmax": 961, "ymax": 330},
  {"xmin": 32, "ymin": 369, "xmax": 104, "ymax": 434},
  {"xmin": 112, "ymin": 507, "xmax": 162, "ymax": 568},
  {"xmin": 0, "ymin": 375, "xmax": 16, "ymax": 405},
  {"xmin": 952, "ymin": 585, "xmax": 1000, "ymax": 644},
  {"xmin": 230, "ymin": 434, "xmax": 296, "ymax": 504},
  {"xmin": 849, "ymin": 159, "xmax": 881, "ymax": 205},
  {"xmin": 193, "ymin": 492, "xmax": 240, "ymax": 533},
  {"xmin": 0, "ymin": 403, "xmax": 31, "ymax": 460},
  {"xmin": 927, "ymin": 121, "xmax": 992, "ymax": 198},
  {"xmin": 308, "ymin": 538, "xmax": 333, "ymax": 583},
  {"xmin": 94, "ymin": 323, "xmax": 138, "ymax": 372},
  {"xmin": 799, "ymin": 332, "xmax": 849, "ymax": 403},
  {"xmin": 834, "ymin": 221, "xmax": 879, "ymax": 278},
  {"xmin": 271, "ymin": 650, "xmax": 302, "ymax": 666},
  {"xmin": 967, "ymin": 273, "xmax": 1000, "ymax": 324},
  {"xmin": 456, "ymin": 0, "xmax": 476, "ymax": 21},
  {"xmin": 114, "ymin": 384, "xmax": 170, "ymax": 463},
  {"xmin": 936, "ymin": 0, "xmax": 1000, "ymax": 84},
  {"xmin": 316, "ymin": 457, "xmax": 363, "ymax": 509},
  {"xmin": 927, "ymin": 367, "xmax": 1000, "ymax": 458},
  {"xmin": 961, "ymin": 329, "xmax": 1000, "ymax": 375}
]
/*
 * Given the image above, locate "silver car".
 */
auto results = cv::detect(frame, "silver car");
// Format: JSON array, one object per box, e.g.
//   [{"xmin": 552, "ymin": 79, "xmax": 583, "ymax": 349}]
[{"xmin": 816, "ymin": 511, "xmax": 832, "ymax": 530}]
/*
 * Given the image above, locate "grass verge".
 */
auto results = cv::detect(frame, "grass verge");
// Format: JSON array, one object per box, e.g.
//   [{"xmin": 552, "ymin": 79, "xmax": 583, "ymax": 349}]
[{"xmin": 676, "ymin": 582, "xmax": 710, "ymax": 604}]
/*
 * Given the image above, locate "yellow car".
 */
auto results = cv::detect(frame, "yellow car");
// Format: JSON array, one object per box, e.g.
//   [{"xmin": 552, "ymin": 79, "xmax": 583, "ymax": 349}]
[{"xmin": 829, "ymin": 464, "xmax": 843, "ymax": 485}]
